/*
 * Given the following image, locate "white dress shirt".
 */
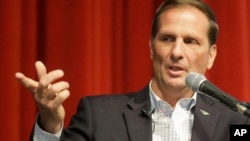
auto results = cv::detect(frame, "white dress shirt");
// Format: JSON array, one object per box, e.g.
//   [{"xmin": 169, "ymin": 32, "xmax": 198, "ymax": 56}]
[{"xmin": 149, "ymin": 81, "xmax": 197, "ymax": 141}]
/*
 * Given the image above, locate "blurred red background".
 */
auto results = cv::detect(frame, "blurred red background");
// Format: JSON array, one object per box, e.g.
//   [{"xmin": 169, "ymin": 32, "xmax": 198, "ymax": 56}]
[{"xmin": 0, "ymin": 0, "xmax": 250, "ymax": 140}]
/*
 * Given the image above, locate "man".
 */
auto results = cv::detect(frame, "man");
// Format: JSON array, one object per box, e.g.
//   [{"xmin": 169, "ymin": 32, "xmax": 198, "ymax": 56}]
[{"xmin": 15, "ymin": 0, "xmax": 249, "ymax": 141}]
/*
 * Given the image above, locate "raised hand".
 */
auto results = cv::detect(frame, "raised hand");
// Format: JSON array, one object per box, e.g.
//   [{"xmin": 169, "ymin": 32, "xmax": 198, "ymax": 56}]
[{"xmin": 15, "ymin": 61, "xmax": 70, "ymax": 133}]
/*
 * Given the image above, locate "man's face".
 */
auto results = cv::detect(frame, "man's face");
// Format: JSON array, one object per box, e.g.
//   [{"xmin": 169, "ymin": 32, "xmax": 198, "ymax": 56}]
[{"xmin": 150, "ymin": 6, "xmax": 217, "ymax": 90}]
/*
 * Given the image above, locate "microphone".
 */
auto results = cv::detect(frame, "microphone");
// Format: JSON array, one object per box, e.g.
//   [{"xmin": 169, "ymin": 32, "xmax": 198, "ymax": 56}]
[
  {"xmin": 185, "ymin": 72, "xmax": 250, "ymax": 118},
  {"xmin": 142, "ymin": 108, "xmax": 155, "ymax": 119}
]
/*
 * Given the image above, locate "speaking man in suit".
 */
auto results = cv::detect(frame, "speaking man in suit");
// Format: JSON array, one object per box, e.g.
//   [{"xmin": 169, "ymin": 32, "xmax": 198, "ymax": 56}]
[{"xmin": 15, "ymin": 0, "xmax": 249, "ymax": 140}]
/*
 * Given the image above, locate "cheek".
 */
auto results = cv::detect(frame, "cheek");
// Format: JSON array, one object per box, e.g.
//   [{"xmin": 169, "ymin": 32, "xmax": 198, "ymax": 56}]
[
  {"xmin": 151, "ymin": 48, "xmax": 168, "ymax": 75},
  {"xmin": 151, "ymin": 45, "xmax": 170, "ymax": 63},
  {"xmin": 188, "ymin": 53, "xmax": 210, "ymax": 72},
  {"xmin": 151, "ymin": 50, "xmax": 166, "ymax": 67}
]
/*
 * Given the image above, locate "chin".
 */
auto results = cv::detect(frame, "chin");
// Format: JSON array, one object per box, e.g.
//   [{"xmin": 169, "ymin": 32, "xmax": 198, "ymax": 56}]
[{"xmin": 165, "ymin": 78, "xmax": 185, "ymax": 88}]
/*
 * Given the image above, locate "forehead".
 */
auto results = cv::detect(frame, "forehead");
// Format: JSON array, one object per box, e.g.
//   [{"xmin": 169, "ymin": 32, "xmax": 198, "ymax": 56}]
[{"xmin": 158, "ymin": 6, "xmax": 210, "ymax": 36}]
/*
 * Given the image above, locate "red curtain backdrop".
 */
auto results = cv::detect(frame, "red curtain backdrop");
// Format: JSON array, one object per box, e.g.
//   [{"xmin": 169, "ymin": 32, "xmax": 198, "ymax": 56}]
[{"xmin": 0, "ymin": 0, "xmax": 249, "ymax": 140}]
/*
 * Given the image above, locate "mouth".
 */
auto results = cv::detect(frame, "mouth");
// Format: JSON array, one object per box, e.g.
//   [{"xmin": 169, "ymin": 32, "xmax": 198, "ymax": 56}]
[
  {"xmin": 167, "ymin": 64, "xmax": 185, "ymax": 76},
  {"xmin": 168, "ymin": 64, "xmax": 183, "ymax": 71}
]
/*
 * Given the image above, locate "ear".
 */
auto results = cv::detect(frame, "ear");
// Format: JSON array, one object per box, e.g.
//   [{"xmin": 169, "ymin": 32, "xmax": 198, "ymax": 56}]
[
  {"xmin": 207, "ymin": 44, "xmax": 217, "ymax": 69},
  {"xmin": 149, "ymin": 40, "xmax": 154, "ymax": 60}
]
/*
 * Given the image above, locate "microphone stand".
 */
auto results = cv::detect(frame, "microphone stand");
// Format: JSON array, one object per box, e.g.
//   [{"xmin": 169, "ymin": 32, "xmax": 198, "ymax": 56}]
[
  {"xmin": 200, "ymin": 89, "xmax": 250, "ymax": 118},
  {"xmin": 210, "ymin": 93, "xmax": 250, "ymax": 118},
  {"xmin": 236, "ymin": 102, "xmax": 250, "ymax": 118}
]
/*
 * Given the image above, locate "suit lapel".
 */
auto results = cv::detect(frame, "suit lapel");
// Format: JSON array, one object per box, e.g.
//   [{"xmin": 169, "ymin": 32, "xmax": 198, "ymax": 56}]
[
  {"xmin": 123, "ymin": 87, "xmax": 222, "ymax": 141},
  {"xmin": 191, "ymin": 94, "xmax": 221, "ymax": 141},
  {"xmin": 123, "ymin": 86, "xmax": 152, "ymax": 141}
]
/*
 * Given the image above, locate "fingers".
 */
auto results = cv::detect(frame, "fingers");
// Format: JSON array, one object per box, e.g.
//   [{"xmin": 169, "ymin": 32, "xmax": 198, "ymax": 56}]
[
  {"xmin": 35, "ymin": 61, "xmax": 47, "ymax": 80},
  {"xmin": 34, "ymin": 68, "xmax": 67, "ymax": 105},
  {"xmin": 15, "ymin": 72, "xmax": 39, "ymax": 93},
  {"xmin": 16, "ymin": 61, "xmax": 69, "ymax": 130},
  {"xmin": 16, "ymin": 61, "xmax": 68, "ymax": 99},
  {"xmin": 33, "ymin": 62, "xmax": 69, "ymax": 103},
  {"xmin": 37, "ymin": 81, "xmax": 70, "ymax": 100},
  {"xmin": 51, "ymin": 89, "xmax": 70, "ymax": 108},
  {"xmin": 48, "ymin": 81, "xmax": 70, "ymax": 93},
  {"xmin": 35, "ymin": 61, "xmax": 64, "ymax": 88},
  {"xmin": 35, "ymin": 83, "xmax": 70, "ymax": 112},
  {"xmin": 37, "ymin": 69, "xmax": 64, "ymax": 91}
]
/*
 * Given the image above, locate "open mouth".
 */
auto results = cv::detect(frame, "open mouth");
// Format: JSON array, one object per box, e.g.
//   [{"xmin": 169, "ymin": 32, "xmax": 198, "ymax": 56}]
[{"xmin": 169, "ymin": 65, "xmax": 183, "ymax": 71}]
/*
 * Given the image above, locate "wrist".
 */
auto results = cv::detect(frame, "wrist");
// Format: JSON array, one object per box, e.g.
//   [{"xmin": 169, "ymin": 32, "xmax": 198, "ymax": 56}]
[{"xmin": 38, "ymin": 114, "xmax": 63, "ymax": 134}]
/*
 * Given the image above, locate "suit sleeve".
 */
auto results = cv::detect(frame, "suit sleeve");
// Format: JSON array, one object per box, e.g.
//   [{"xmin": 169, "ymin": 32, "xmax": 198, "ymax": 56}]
[{"xmin": 60, "ymin": 97, "xmax": 93, "ymax": 141}]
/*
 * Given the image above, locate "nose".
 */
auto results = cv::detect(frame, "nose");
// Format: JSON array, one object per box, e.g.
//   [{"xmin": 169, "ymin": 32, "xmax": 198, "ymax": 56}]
[{"xmin": 170, "ymin": 39, "xmax": 183, "ymax": 61}]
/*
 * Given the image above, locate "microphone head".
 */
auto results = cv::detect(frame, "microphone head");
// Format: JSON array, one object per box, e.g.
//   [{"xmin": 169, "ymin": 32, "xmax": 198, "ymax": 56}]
[{"xmin": 185, "ymin": 72, "xmax": 207, "ymax": 92}]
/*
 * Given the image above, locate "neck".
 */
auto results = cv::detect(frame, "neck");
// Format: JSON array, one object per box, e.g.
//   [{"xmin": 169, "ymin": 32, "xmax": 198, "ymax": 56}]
[{"xmin": 151, "ymin": 79, "xmax": 194, "ymax": 107}]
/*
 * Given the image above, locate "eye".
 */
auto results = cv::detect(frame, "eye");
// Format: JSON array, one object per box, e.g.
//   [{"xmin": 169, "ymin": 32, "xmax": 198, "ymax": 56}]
[
  {"xmin": 160, "ymin": 35, "xmax": 175, "ymax": 42},
  {"xmin": 184, "ymin": 38, "xmax": 199, "ymax": 45}
]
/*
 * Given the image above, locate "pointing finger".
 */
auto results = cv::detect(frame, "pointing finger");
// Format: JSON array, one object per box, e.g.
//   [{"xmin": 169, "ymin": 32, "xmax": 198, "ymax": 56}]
[{"xmin": 15, "ymin": 72, "xmax": 39, "ymax": 93}]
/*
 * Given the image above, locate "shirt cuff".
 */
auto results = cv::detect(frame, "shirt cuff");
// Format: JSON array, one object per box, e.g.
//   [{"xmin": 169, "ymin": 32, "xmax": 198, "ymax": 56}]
[{"xmin": 33, "ymin": 116, "xmax": 63, "ymax": 141}]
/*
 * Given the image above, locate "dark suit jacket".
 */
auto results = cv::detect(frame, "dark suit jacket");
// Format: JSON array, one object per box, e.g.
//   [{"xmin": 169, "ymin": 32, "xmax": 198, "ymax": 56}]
[{"xmin": 59, "ymin": 85, "xmax": 249, "ymax": 141}]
